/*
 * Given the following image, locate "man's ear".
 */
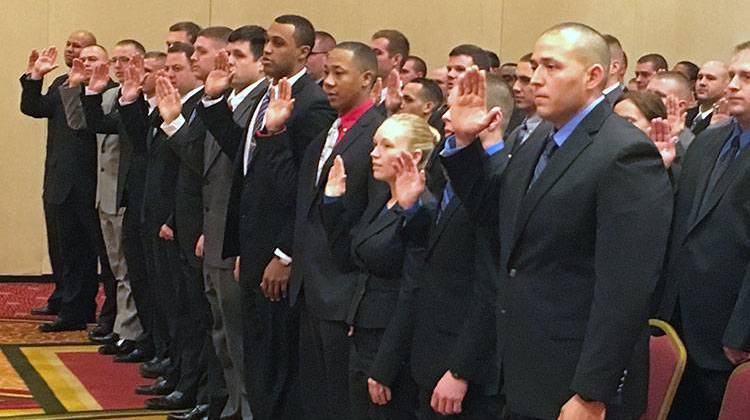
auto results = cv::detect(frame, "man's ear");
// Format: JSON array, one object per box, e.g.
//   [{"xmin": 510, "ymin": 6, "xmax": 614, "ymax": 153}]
[
  {"xmin": 362, "ymin": 70, "xmax": 375, "ymax": 90},
  {"xmin": 298, "ymin": 45, "xmax": 311, "ymax": 62},
  {"xmin": 422, "ymin": 100, "xmax": 436, "ymax": 117},
  {"xmin": 392, "ymin": 53, "xmax": 403, "ymax": 68},
  {"xmin": 586, "ymin": 64, "xmax": 606, "ymax": 91}
]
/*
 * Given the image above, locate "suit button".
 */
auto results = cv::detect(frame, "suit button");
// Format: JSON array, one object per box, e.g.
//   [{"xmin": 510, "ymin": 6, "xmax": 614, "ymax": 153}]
[
  {"xmin": 100, "ymin": 168, "xmax": 105, "ymax": 172},
  {"xmin": 500, "ymin": 309, "xmax": 507, "ymax": 315},
  {"xmin": 509, "ymin": 268, "xmax": 517, "ymax": 278},
  {"xmin": 204, "ymin": 207, "xmax": 210, "ymax": 213}
]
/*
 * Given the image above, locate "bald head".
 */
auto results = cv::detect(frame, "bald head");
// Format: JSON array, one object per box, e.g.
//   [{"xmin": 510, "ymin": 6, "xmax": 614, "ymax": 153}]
[
  {"xmin": 64, "ymin": 30, "xmax": 97, "ymax": 67},
  {"xmin": 695, "ymin": 60, "xmax": 729, "ymax": 106},
  {"xmin": 541, "ymin": 23, "xmax": 610, "ymax": 72}
]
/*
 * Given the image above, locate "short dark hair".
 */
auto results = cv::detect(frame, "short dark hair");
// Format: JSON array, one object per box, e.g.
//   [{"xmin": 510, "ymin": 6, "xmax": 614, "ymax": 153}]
[
  {"xmin": 638, "ymin": 53, "xmax": 668, "ymax": 71},
  {"xmin": 616, "ymin": 90, "xmax": 667, "ymax": 120},
  {"xmin": 115, "ymin": 39, "xmax": 145, "ymax": 55},
  {"xmin": 169, "ymin": 21, "xmax": 202, "ymax": 44},
  {"xmin": 406, "ymin": 55, "xmax": 427, "ymax": 75},
  {"xmin": 228, "ymin": 25, "xmax": 267, "ymax": 60},
  {"xmin": 501, "ymin": 62, "xmax": 517, "ymax": 68},
  {"xmin": 449, "ymin": 44, "xmax": 490, "ymax": 71},
  {"xmin": 674, "ymin": 60, "xmax": 699, "ymax": 82},
  {"xmin": 197, "ymin": 26, "xmax": 232, "ymax": 42},
  {"xmin": 167, "ymin": 42, "xmax": 194, "ymax": 61},
  {"xmin": 315, "ymin": 31, "xmax": 336, "ymax": 46},
  {"xmin": 144, "ymin": 51, "xmax": 166, "ymax": 61},
  {"xmin": 410, "ymin": 77, "xmax": 443, "ymax": 110},
  {"xmin": 519, "ymin": 53, "xmax": 532, "ymax": 63},
  {"xmin": 334, "ymin": 41, "xmax": 378, "ymax": 77},
  {"xmin": 372, "ymin": 29, "xmax": 410, "ymax": 66},
  {"xmin": 275, "ymin": 15, "xmax": 315, "ymax": 52},
  {"xmin": 486, "ymin": 50, "xmax": 500, "ymax": 68}
]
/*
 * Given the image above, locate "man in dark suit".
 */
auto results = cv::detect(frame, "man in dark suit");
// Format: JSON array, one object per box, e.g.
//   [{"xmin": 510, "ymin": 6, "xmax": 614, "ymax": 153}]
[
  {"xmin": 659, "ymin": 42, "xmax": 750, "ymax": 420},
  {"xmin": 440, "ymin": 23, "xmax": 672, "ymax": 419},
  {"xmin": 20, "ymin": 32, "xmax": 114, "ymax": 333},
  {"xmin": 288, "ymin": 41, "xmax": 383, "ymax": 420},
  {"xmin": 686, "ymin": 60, "xmax": 730, "ymax": 136},
  {"xmin": 198, "ymin": 15, "xmax": 335, "ymax": 420},
  {"xmin": 507, "ymin": 53, "xmax": 554, "ymax": 152},
  {"xmin": 22, "ymin": 31, "xmax": 96, "ymax": 320},
  {"xmin": 191, "ymin": 25, "xmax": 267, "ymax": 420},
  {"xmin": 308, "ymin": 31, "xmax": 336, "ymax": 86},
  {"xmin": 602, "ymin": 34, "xmax": 627, "ymax": 104},
  {"xmin": 119, "ymin": 42, "xmax": 203, "ymax": 410}
]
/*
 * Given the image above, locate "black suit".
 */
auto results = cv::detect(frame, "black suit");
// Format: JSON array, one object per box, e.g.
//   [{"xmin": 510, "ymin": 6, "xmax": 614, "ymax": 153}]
[
  {"xmin": 377, "ymin": 145, "xmax": 511, "ymax": 420},
  {"xmin": 320, "ymin": 187, "xmax": 420, "ymax": 420},
  {"xmin": 658, "ymin": 121, "xmax": 750, "ymax": 419},
  {"xmin": 685, "ymin": 106, "xmax": 713, "ymax": 137},
  {"xmin": 442, "ymin": 100, "xmax": 673, "ymax": 419},
  {"xmin": 199, "ymin": 73, "xmax": 335, "ymax": 420},
  {"xmin": 604, "ymin": 83, "xmax": 625, "ymax": 105},
  {"xmin": 20, "ymin": 74, "xmax": 102, "ymax": 325},
  {"xmin": 290, "ymin": 105, "xmax": 384, "ymax": 419}
]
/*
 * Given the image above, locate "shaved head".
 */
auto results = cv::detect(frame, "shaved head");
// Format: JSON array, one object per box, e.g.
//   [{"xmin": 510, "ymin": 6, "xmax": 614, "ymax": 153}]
[
  {"xmin": 70, "ymin": 30, "xmax": 97, "ymax": 47},
  {"xmin": 540, "ymin": 22, "xmax": 610, "ymax": 72}
]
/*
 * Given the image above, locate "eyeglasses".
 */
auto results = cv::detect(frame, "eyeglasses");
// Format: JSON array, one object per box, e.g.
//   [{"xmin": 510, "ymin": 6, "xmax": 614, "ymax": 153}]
[{"xmin": 109, "ymin": 56, "xmax": 131, "ymax": 64}]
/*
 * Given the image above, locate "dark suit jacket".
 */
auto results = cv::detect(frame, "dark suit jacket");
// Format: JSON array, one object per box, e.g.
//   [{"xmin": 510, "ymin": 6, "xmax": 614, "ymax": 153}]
[
  {"xmin": 658, "ymin": 121, "xmax": 750, "ymax": 372},
  {"xmin": 289, "ymin": 106, "xmax": 385, "ymax": 321},
  {"xmin": 165, "ymin": 89, "xmax": 205, "ymax": 265},
  {"xmin": 201, "ymin": 83, "xmax": 266, "ymax": 269},
  {"xmin": 604, "ymin": 83, "xmax": 625, "ymax": 105},
  {"xmin": 119, "ymin": 96, "xmax": 180, "ymax": 234},
  {"xmin": 20, "ymin": 74, "xmax": 97, "ymax": 206},
  {"xmin": 374, "ymin": 147, "xmax": 510, "ymax": 393},
  {"xmin": 199, "ymin": 74, "xmax": 334, "ymax": 286},
  {"xmin": 686, "ymin": 106, "xmax": 713, "ymax": 137},
  {"xmin": 442, "ymin": 101, "xmax": 673, "ymax": 419}
]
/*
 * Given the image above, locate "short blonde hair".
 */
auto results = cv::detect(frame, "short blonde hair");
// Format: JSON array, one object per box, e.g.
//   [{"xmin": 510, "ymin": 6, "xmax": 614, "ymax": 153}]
[{"xmin": 377, "ymin": 113, "xmax": 439, "ymax": 169}]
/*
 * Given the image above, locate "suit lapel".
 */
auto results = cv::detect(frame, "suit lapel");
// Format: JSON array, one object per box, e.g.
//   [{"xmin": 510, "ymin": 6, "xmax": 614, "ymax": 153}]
[
  {"xmin": 507, "ymin": 104, "xmax": 605, "ymax": 256},
  {"xmin": 688, "ymin": 123, "xmax": 748, "ymax": 232},
  {"xmin": 685, "ymin": 123, "xmax": 734, "ymax": 230},
  {"xmin": 352, "ymin": 189, "xmax": 394, "ymax": 250},
  {"xmin": 427, "ymin": 193, "xmax": 461, "ymax": 252}
]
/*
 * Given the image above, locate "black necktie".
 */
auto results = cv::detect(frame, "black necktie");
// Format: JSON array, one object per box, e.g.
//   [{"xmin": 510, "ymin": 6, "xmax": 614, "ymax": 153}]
[
  {"xmin": 699, "ymin": 133, "xmax": 741, "ymax": 214},
  {"xmin": 529, "ymin": 132, "xmax": 558, "ymax": 189}
]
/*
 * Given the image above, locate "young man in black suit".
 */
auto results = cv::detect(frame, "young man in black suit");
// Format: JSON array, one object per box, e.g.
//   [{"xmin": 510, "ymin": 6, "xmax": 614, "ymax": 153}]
[
  {"xmin": 440, "ymin": 23, "xmax": 673, "ymax": 420},
  {"xmin": 659, "ymin": 41, "xmax": 750, "ymax": 420},
  {"xmin": 198, "ymin": 15, "xmax": 336, "ymax": 420},
  {"xmin": 288, "ymin": 41, "xmax": 384, "ymax": 420}
]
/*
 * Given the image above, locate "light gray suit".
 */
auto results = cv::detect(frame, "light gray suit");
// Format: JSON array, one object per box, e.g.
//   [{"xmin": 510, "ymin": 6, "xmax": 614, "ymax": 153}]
[
  {"xmin": 202, "ymin": 81, "xmax": 267, "ymax": 420},
  {"xmin": 59, "ymin": 84, "xmax": 142, "ymax": 341}
]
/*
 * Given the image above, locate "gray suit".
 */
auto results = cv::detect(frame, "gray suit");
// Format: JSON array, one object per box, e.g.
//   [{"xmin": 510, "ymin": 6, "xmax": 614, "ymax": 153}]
[
  {"xmin": 202, "ymin": 81, "xmax": 267, "ymax": 420},
  {"xmin": 59, "ymin": 84, "xmax": 143, "ymax": 341}
]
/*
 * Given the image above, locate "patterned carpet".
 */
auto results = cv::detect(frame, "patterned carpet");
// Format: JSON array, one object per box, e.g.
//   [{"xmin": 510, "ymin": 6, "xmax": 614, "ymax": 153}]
[{"xmin": 0, "ymin": 283, "xmax": 167, "ymax": 419}]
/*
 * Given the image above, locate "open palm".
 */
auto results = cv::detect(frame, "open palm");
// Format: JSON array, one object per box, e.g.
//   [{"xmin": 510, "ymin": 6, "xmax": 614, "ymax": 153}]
[
  {"xmin": 450, "ymin": 68, "xmax": 500, "ymax": 145},
  {"xmin": 264, "ymin": 78, "xmax": 295, "ymax": 133}
]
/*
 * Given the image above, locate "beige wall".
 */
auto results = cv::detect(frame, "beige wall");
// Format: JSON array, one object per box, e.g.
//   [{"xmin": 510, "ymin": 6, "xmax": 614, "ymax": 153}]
[{"xmin": 1, "ymin": 0, "xmax": 747, "ymax": 274}]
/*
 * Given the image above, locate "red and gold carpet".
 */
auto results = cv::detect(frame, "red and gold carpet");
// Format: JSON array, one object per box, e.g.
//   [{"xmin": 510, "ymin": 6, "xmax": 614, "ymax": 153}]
[{"xmin": 0, "ymin": 282, "xmax": 167, "ymax": 419}]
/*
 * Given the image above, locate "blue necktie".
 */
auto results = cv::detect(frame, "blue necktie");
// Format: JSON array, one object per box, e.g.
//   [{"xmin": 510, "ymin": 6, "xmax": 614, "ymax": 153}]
[
  {"xmin": 437, "ymin": 181, "xmax": 454, "ymax": 223},
  {"xmin": 253, "ymin": 90, "xmax": 271, "ymax": 134},
  {"xmin": 529, "ymin": 132, "xmax": 558, "ymax": 189}
]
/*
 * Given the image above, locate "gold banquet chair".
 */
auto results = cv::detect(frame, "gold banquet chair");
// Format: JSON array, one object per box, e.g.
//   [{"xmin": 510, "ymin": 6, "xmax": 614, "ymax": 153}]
[{"xmin": 639, "ymin": 319, "xmax": 687, "ymax": 420}]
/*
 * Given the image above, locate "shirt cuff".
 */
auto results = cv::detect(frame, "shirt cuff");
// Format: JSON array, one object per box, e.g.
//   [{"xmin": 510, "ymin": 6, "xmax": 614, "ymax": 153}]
[
  {"xmin": 439, "ymin": 135, "xmax": 467, "ymax": 157},
  {"xmin": 323, "ymin": 195, "xmax": 343, "ymax": 204},
  {"xmin": 85, "ymin": 87, "xmax": 103, "ymax": 96},
  {"xmin": 393, "ymin": 200, "xmax": 422, "ymax": 222},
  {"xmin": 202, "ymin": 95, "xmax": 225, "ymax": 107},
  {"xmin": 274, "ymin": 248, "xmax": 292, "ymax": 265},
  {"xmin": 119, "ymin": 96, "xmax": 137, "ymax": 106},
  {"xmin": 161, "ymin": 114, "xmax": 186, "ymax": 137}
]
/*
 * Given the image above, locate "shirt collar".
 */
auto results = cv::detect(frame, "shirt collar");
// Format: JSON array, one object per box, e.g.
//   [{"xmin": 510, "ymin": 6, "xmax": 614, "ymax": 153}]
[
  {"xmin": 729, "ymin": 120, "xmax": 750, "ymax": 150},
  {"xmin": 228, "ymin": 78, "xmax": 264, "ymax": 109},
  {"xmin": 602, "ymin": 82, "xmax": 621, "ymax": 95},
  {"xmin": 524, "ymin": 113, "xmax": 543, "ymax": 129},
  {"xmin": 552, "ymin": 95, "xmax": 606, "ymax": 147},
  {"xmin": 339, "ymin": 99, "xmax": 374, "ymax": 132},
  {"xmin": 271, "ymin": 67, "xmax": 306, "ymax": 89},
  {"xmin": 698, "ymin": 106, "xmax": 714, "ymax": 120},
  {"xmin": 145, "ymin": 94, "xmax": 158, "ymax": 111},
  {"xmin": 181, "ymin": 85, "xmax": 204, "ymax": 104}
]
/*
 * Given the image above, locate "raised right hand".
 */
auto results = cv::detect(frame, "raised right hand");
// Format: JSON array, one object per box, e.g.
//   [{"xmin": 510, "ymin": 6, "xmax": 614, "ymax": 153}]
[
  {"xmin": 384, "ymin": 69, "xmax": 402, "ymax": 116},
  {"xmin": 31, "ymin": 47, "xmax": 59, "ymax": 80},
  {"xmin": 264, "ymin": 78, "xmax": 295, "ymax": 134},
  {"xmin": 646, "ymin": 117, "xmax": 677, "ymax": 168},
  {"xmin": 87, "ymin": 62, "xmax": 110, "ymax": 93},
  {"xmin": 393, "ymin": 151, "xmax": 425, "ymax": 209},
  {"xmin": 26, "ymin": 49, "xmax": 39, "ymax": 75},
  {"xmin": 120, "ymin": 58, "xmax": 144, "ymax": 103},
  {"xmin": 204, "ymin": 51, "xmax": 233, "ymax": 98},
  {"xmin": 156, "ymin": 76, "xmax": 182, "ymax": 124},
  {"xmin": 324, "ymin": 155, "xmax": 347, "ymax": 197},
  {"xmin": 450, "ymin": 67, "xmax": 501, "ymax": 147},
  {"xmin": 67, "ymin": 58, "xmax": 87, "ymax": 87}
]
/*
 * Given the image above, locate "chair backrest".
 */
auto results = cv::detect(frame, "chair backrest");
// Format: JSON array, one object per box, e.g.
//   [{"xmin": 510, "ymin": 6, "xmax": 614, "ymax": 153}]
[
  {"xmin": 718, "ymin": 361, "xmax": 750, "ymax": 420},
  {"xmin": 640, "ymin": 319, "xmax": 687, "ymax": 420}
]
